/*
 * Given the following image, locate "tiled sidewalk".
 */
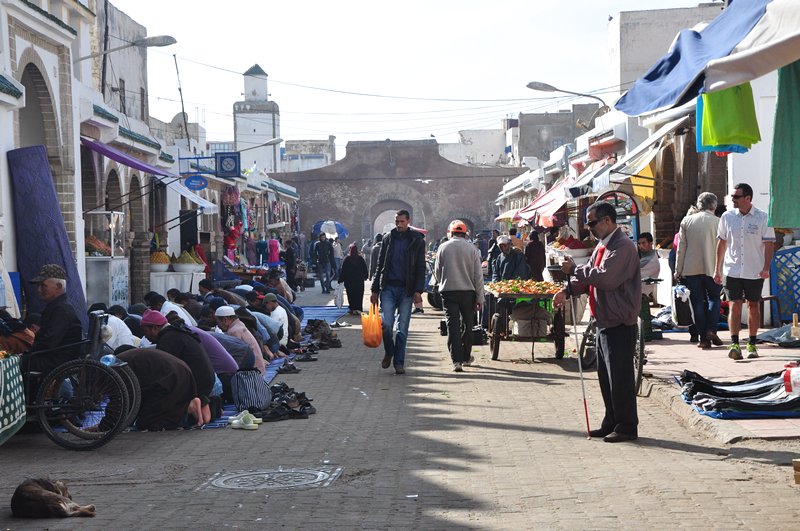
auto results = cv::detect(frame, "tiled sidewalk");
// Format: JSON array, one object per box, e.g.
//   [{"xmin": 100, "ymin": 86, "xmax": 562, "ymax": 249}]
[{"xmin": 643, "ymin": 327, "xmax": 800, "ymax": 440}]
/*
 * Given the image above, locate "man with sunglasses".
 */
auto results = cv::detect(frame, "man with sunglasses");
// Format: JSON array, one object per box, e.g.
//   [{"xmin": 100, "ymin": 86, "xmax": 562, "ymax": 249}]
[
  {"xmin": 714, "ymin": 183, "xmax": 775, "ymax": 360},
  {"xmin": 554, "ymin": 202, "xmax": 641, "ymax": 443}
]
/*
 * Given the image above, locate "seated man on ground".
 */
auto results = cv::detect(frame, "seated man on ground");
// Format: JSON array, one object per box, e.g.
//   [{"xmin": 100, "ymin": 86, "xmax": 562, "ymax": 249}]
[
  {"xmin": 139, "ymin": 310, "xmax": 215, "ymax": 424},
  {"xmin": 114, "ymin": 346, "xmax": 204, "ymax": 430},
  {"xmin": 20, "ymin": 264, "xmax": 83, "ymax": 376}
]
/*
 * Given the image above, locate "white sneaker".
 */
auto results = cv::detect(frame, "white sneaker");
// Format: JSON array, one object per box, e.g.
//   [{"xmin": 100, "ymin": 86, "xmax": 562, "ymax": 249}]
[{"xmin": 453, "ymin": 362, "xmax": 463, "ymax": 372}]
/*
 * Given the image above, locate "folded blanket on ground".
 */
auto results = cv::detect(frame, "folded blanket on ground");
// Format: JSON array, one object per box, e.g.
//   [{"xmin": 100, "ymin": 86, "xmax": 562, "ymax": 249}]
[{"xmin": 676, "ymin": 369, "xmax": 800, "ymax": 419}]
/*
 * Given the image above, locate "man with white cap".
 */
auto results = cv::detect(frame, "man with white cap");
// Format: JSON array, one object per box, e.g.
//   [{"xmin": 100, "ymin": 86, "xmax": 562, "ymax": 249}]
[
  {"xmin": 214, "ymin": 305, "xmax": 266, "ymax": 373},
  {"xmin": 492, "ymin": 235, "xmax": 530, "ymax": 282}
]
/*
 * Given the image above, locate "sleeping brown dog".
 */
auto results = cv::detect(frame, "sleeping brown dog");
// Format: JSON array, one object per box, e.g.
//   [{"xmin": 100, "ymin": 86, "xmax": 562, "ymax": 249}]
[{"xmin": 10, "ymin": 478, "xmax": 95, "ymax": 518}]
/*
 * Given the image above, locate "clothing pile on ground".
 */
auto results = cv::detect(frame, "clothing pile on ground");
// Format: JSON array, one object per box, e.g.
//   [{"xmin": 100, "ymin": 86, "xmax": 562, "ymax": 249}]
[{"xmin": 677, "ymin": 369, "xmax": 800, "ymax": 419}]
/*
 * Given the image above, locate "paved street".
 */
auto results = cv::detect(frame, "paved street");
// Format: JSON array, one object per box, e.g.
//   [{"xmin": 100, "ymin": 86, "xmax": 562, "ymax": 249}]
[{"xmin": 1, "ymin": 288, "xmax": 800, "ymax": 529}]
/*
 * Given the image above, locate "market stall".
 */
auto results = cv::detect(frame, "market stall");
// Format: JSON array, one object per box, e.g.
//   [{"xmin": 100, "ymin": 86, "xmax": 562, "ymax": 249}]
[
  {"xmin": 85, "ymin": 211, "xmax": 129, "ymax": 307},
  {"xmin": 150, "ymin": 249, "xmax": 207, "ymax": 295},
  {"xmin": 485, "ymin": 280, "xmax": 565, "ymax": 360}
]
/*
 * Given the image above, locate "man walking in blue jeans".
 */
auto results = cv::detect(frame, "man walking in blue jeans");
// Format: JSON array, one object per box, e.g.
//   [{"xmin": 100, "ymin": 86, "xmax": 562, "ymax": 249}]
[
  {"xmin": 675, "ymin": 192, "xmax": 723, "ymax": 350},
  {"xmin": 370, "ymin": 210, "xmax": 426, "ymax": 374}
]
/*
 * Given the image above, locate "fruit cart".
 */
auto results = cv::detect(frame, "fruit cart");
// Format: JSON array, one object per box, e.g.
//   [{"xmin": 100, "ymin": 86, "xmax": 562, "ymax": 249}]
[{"xmin": 485, "ymin": 280, "xmax": 566, "ymax": 361}]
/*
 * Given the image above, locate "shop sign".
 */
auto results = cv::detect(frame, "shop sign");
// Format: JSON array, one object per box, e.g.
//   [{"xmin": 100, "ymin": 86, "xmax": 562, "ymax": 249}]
[{"xmin": 184, "ymin": 175, "xmax": 208, "ymax": 191}]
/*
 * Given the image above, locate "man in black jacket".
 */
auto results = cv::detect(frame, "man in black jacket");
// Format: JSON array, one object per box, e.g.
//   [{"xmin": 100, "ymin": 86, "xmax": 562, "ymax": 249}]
[
  {"xmin": 140, "ymin": 309, "xmax": 216, "ymax": 425},
  {"xmin": 370, "ymin": 210, "xmax": 426, "ymax": 374},
  {"xmin": 369, "ymin": 233, "xmax": 383, "ymax": 280},
  {"xmin": 312, "ymin": 233, "xmax": 336, "ymax": 293},
  {"xmin": 21, "ymin": 264, "xmax": 83, "ymax": 376}
]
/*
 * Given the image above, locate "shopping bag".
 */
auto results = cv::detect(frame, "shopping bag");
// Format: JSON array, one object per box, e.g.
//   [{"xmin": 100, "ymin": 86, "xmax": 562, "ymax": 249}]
[
  {"xmin": 672, "ymin": 284, "xmax": 695, "ymax": 329},
  {"xmin": 334, "ymin": 284, "xmax": 344, "ymax": 309},
  {"xmin": 361, "ymin": 303, "xmax": 382, "ymax": 348},
  {"xmin": 230, "ymin": 368, "xmax": 272, "ymax": 412}
]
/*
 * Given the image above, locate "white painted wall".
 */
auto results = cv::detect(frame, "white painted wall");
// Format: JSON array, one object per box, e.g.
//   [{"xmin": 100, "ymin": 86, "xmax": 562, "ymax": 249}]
[
  {"xmin": 608, "ymin": 4, "xmax": 723, "ymax": 99},
  {"xmin": 439, "ymin": 129, "xmax": 506, "ymax": 165}
]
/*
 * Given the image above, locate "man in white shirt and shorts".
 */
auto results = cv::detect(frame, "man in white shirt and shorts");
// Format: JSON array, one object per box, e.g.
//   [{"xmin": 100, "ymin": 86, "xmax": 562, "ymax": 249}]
[{"xmin": 714, "ymin": 183, "xmax": 775, "ymax": 360}]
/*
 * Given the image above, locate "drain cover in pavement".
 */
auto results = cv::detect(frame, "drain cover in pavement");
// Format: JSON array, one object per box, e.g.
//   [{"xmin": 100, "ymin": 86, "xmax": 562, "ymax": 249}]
[{"xmin": 205, "ymin": 467, "xmax": 343, "ymax": 491}]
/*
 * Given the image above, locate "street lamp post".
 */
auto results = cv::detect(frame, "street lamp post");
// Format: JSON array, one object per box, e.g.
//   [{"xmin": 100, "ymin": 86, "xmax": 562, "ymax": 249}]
[
  {"xmin": 73, "ymin": 35, "xmax": 177, "ymax": 63},
  {"xmin": 527, "ymin": 81, "xmax": 610, "ymax": 129},
  {"xmin": 237, "ymin": 137, "xmax": 283, "ymax": 153}
]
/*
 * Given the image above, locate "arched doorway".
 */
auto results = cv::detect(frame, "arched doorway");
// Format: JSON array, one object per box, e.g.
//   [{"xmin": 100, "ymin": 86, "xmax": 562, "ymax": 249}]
[
  {"xmin": 368, "ymin": 199, "xmax": 413, "ymax": 237},
  {"xmin": 18, "ymin": 61, "xmax": 77, "ymax": 252}
]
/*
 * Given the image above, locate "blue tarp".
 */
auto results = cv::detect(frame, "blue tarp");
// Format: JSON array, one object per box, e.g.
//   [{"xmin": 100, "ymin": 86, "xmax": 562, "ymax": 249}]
[{"xmin": 615, "ymin": 0, "xmax": 770, "ymax": 116}]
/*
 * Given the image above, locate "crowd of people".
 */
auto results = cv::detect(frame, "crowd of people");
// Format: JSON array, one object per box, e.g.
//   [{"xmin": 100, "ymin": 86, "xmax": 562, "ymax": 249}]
[
  {"xmin": 3, "ymin": 262, "xmax": 318, "ymax": 431},
  {"xmin": 3, "ymin": 183, "xmax": 774, "ymax": 444}
]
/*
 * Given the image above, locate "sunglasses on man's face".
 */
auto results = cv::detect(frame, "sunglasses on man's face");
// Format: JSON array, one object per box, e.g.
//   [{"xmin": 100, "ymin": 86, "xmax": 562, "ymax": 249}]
[
  {"xmin": 587, "ymin": 217, "xmax": 607, "ymax": 228},
  {"xmin": 731, "ymin": 194, "xmax": 744, "ymax": 199}
]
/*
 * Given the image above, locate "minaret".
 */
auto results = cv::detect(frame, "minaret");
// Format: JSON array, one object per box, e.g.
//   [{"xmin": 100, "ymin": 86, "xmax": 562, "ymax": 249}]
[{"xmin": 233, "ymin": 64, "xmax": 281, "ymax": 184}]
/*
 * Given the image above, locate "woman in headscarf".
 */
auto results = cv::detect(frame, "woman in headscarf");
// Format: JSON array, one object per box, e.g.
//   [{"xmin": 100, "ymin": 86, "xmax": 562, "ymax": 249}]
[{"xmin": 338, "ymin": 243, "xmax": 369, "ymax": 315}]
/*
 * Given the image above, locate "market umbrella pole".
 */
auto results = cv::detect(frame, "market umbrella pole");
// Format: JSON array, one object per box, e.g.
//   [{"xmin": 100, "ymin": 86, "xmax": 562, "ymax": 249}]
[{"xmin": 566, "ymin": 274, "xmax": 592, "ymax": 439}]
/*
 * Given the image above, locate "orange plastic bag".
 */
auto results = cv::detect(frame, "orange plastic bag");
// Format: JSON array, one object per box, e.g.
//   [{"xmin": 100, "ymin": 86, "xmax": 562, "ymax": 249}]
[{"xmin": 362, "ymin": 303, "xmax": 382, "ymax": 348}]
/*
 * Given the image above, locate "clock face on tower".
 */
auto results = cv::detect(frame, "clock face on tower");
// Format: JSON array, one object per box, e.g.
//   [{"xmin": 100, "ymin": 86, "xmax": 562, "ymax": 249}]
[
  {"xmin": 215, "ymin": 152, "xmax": 240, "ymax": 177},
  {"xmin": 221, "ymin": 157, "xmax": 236, "ymax": 172}
]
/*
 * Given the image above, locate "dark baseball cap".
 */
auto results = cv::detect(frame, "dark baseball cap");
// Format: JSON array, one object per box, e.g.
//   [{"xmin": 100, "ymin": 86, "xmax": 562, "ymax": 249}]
[{"xmin": 30, "ymin": 263, "xmax": 67, "ymax": 283}]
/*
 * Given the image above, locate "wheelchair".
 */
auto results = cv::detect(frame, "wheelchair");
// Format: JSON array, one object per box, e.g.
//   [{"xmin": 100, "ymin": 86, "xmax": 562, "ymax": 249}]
[{"xmin": 21, "ymin": 310, "xmax": 141, "ymax": 451}]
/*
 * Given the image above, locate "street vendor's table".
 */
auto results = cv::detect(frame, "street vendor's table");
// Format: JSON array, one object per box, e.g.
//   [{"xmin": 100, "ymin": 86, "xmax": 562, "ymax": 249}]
[
  {"xmin": 486, "ymin": 289, "xmax": 565, "ymax": 361},
  {"xmin": 150, "ymin": 272, "xmax": 206, "ymax": 296},
  {"xmin": 0, "ymin": 356, "xmax": 26, "ymax": 446}
]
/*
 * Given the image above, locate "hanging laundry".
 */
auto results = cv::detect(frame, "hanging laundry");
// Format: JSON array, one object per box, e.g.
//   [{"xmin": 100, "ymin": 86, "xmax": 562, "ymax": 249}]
[
  {"xmin": 769, "ymin": 59, "xmax": 800, "ymax": 228},
  {"xmin": 701, "ymin": 82, "xmax": 761, "ymax": 148},
  {"xmin": 695, "ymin": 95, "xmax": 749, "ymax": 154}
]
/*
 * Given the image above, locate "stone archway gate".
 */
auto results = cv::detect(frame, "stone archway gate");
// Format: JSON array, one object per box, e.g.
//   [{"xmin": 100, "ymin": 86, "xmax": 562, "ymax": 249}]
[{"xmin": 272, "ymin": 139, "xmax": 526, "ymax": 245}]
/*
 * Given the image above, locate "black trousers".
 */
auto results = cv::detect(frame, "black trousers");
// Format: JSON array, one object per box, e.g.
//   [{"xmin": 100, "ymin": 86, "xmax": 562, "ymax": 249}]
[
  {"xmin": 596, "ymin": 323, "xmax": 638, "ymax": 436},
  {"xmin": 441, "ymin": 290, "xmax": 476, "ymax": 363}
]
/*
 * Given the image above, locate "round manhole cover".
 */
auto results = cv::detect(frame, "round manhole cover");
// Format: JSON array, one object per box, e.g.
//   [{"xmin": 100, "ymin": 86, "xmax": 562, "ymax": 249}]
[{"xmin": 210, "ymin": 468, "xmax": 342, "ymax": 490}]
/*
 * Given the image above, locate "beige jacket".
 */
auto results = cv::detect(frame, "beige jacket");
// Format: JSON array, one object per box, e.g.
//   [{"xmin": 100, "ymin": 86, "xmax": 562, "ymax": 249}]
[{"xmin": 676, "ymin": 210, "xmax": 719, "ymax": 278}]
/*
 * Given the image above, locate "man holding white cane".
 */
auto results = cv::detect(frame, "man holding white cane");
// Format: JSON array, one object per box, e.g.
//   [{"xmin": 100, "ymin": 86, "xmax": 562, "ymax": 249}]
[{"xmin": 553, "ymin": 202, "xmax": 641, "ymax": 443}]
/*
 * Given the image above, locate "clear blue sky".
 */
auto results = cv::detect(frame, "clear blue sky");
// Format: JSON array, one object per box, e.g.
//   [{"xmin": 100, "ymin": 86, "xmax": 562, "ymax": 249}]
[{"xmin": 112, "ymin": 0, "xmax": 711, "ymax": 153}]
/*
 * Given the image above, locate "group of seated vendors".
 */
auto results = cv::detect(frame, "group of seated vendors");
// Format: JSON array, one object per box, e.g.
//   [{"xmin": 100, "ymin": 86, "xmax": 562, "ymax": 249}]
[{"xmin": 2, "ymin": 263, "xmax": 304, "ymax": 431}]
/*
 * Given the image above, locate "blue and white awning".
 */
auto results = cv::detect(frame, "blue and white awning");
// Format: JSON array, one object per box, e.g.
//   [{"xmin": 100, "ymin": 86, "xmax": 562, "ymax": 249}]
[{"xmin": 616, "ymin": 0, "xmax": 800, "ymax": 116}]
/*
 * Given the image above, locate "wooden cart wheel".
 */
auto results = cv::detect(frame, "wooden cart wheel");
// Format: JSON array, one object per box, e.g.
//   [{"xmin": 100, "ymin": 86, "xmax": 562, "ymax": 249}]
[{"xmin": 489, "ymin": 312, "xmax": 501, "ymax": 360}]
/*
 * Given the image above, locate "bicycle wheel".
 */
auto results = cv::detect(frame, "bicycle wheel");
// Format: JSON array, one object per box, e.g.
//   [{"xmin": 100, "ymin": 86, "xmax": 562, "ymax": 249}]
[
  {"xmin": 634, "ymin": 317, "xmax": 646, "ymax": 394},
  {"xmin": 579, "ymin": 318, "xmax": 598, "ymax": 369},
  {"xmin": 489, "ymin": 313, "xmax": 501, "ymax": 360},
  {"xmin": 113, "ymin": 363, "xmax": 141, "ymax": 429},
  {"xmin": 36, "ymin": 359, "xmax": 129, "ymax": 451}
]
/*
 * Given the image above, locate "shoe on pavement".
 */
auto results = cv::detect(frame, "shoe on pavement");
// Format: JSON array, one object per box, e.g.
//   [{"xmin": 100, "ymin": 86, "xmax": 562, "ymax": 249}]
[
  {"xmin": 463, "ymin": 356, "xmax": 475, "ymax": 367},
  {"xmin": 453, "ymin": 362, "xmax": 463, "ymax": 372},
  {"xmin": 230, "ymin": 414, "xmax": 258, "ymax": 430},
  {"xmin": 707, "ymin": 332, "xmax": 723, "ymax": 346},
  {"xmin": 381, "ymin": 355, "xmax": 392, "ymax": 369},
  {"xmin": 603, "ymin": 431, "xmax": 637, "ymax": 443},
  {"xmin": 746, "ymin": 343, "xmax": 759, "ymax": 359},
  {"xmin": 728, "ymin": 343, "xmax": 743, "ymax": 360},
  {"xmin": 394, "ymin": 365, "xmax": 405, "ymax": 375},
  {"xmin": 696, "ymin": 339, "xmax": 712, "ymax": 350},
  {"xmin": 589, "ymin": 428, "xmax": 612, "ymax": 438}
]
